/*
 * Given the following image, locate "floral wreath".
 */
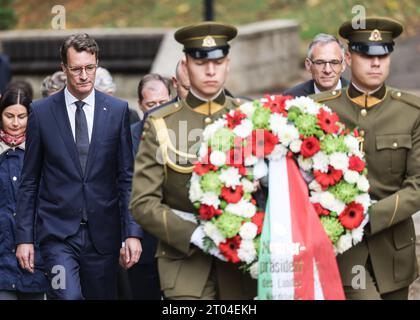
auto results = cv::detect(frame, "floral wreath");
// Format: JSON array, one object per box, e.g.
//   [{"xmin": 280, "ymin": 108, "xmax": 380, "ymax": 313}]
[{"xmin": 189, "ymin": 95, "xmax": 371, "ymax": 278}]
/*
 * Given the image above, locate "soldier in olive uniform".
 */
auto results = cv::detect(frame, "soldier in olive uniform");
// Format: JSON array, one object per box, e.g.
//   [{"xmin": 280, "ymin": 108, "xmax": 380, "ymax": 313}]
[
  {"xmin": 312, "ymin": 17, "xmax": 420, "ymax": 299},
  {"xmin": 129, "ymin": 22, "xmax": 256, "ymax": 300}
]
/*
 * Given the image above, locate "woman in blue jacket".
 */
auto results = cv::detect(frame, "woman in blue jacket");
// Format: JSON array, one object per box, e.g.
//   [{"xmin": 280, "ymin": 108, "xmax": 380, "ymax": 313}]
[{"xmin": 0, "ymin": 87, "xmax": 49, "ymax": 299}]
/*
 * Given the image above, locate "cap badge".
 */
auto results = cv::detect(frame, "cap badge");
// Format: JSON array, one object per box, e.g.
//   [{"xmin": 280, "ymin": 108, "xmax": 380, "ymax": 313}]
[
  {"xmin": 369, "ymin": 29, "xmax": 382, "ymax": 42},
  {"xmin": 202, "ymin": 35, "xmax": 217, "ymax": 47}
]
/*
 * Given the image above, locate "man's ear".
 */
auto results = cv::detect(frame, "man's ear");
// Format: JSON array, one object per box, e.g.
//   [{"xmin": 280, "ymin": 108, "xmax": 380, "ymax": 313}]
[
  {"xmin": 304, "ymin": 57, "xmax": 312, "ymax": 73},
  {"xmin": 61, "ymin": 62, "xmax": 66, "ymax": 73},
  {"xmin": 345, "ymin": 51, "xmax": 352, "ymax": 67}
]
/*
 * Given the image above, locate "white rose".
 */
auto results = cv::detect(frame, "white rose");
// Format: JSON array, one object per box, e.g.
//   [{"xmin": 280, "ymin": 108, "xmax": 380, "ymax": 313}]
[
  {"xmin": 344, "ymin": 170, "xmax": 360, "ymax": 184},
  {"xmin": 237, "ymin": 240, "xmax": 257, "ymax": 264},
  {"xmin": 239, "ymin": 222, "xmax": 258, "ymax": 240},
  {"xmin": 210, "ymin": 150, "xmax": 226, "ymax": 167},
  {"xmin": 335, "ymin": 233, "xmax": 353, "ymax": 254},
  {"xmin": 357, "ymin": 176, "xmax": 370, "ymax": 192},
  {"xmin": 329, "ymin": 152, "xmax": 349, "ymax": 171}
]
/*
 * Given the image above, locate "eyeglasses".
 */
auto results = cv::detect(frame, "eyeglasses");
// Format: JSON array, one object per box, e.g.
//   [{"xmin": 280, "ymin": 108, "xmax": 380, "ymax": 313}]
[
  {"xmin": 66, "ymin": 64, "xmax": 97, "ymax": 76},
  {"xmin": 309, "ymin": 59, "xmax": 343, "ymax": 72}
]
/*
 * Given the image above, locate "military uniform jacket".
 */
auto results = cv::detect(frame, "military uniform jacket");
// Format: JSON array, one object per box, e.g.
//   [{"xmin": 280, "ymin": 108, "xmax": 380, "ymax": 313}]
[
  {"xmin": 312, "ymin": 84, "xmax": 420, "ymax": 294},
  {"xmin": 130, "ymin": 91, "xmax": 256, "ymax": 299}
]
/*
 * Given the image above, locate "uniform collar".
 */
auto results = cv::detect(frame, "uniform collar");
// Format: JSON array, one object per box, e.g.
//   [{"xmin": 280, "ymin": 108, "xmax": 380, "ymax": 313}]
[
  {"xmin": 185, "ymin": 89, "xmax": 226, "ymax": 115},
  {"xmin": 347, "ymin": 82, "xmax": 387, "ymax": 108}
]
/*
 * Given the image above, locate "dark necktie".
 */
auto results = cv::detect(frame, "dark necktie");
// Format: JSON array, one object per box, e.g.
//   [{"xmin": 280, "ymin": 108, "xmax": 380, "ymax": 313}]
[{"xmin": 75, "ymin": 100, "xmax": 89, "ymax": 174}]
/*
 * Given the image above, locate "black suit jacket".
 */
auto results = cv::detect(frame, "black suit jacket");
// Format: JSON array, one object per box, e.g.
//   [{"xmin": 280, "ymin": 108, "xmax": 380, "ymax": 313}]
[{"xmin": 283, "ymin": 78, "xmax": 350, "ymax": 97}]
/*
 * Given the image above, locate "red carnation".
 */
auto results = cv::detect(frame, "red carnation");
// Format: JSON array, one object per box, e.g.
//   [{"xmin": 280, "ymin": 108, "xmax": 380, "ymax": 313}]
[
  {"xmin": 317, "ymin": 108, "xmax": 340, "ymax": 134},
  {"xmin": 312, "ymin": 203, "xmax": 330, "ymax": 216},
  {"xmin": 339, "ymin": 202, "xmax": 364, "ymax": 229},
  {"xmin": 199, "ymin": 205, "xmax": 222, "ymax": 220},
  {"xmin": 226, "ymin": 110, "xmax": 247, "ymax": 129},
  {"xmin": 221, "ymin": 185, "xmax": 244, "ymax": 204},
  {"xmin": 193, "ymin": 162, "xmax": 217, "ymax": 175},
  {"xmin": 313, "ymin": 166, "xmax": 343, "ymax": 189},
  {"xmin": 251, "ymin": 211, "xmax": 265, "ymax": 234},
  {"xmin": 300, "ymin": 137, "xmax": 320, "ymax": 158},
  {"xmin": 348, "ymin": 155, "xmax": 365, "ymax": 173},
  {"xmin": 263, "ymin": 95, "xmax": 293, "ymax": 116},
  {"xmin": 250, "ymin": 129, "xmax": 279, "ymax": 157},
  {"xmin": 219, "ymin": 236, "xmax": 241, "ymax": 263}
]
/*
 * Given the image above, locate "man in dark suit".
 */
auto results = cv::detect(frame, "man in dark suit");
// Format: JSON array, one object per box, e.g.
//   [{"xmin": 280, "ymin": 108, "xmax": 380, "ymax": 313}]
[
  {"xmin": 15, "ymin": 33, "xmax": 142, "ymax": 300},
  {"xmin": 284, "ymin": 33, "xmax": 349, "ymax": 97}
]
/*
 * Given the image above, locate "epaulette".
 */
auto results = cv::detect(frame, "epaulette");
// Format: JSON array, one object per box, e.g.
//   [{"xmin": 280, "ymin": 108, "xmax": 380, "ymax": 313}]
[
  {"xmin": 148, "ymin": 100, "xmax": 184, "ymax": 119},
  {"xmin": 390, "ymin": 89, "xmax": 420, "ymax": 110},
  {"xmin": 310, "ymin": 89, "xmax": 342, "ymax": 103}
]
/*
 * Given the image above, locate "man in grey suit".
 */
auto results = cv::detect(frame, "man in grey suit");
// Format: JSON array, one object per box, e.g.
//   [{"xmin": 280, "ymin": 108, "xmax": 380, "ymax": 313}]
[{"xmin": 284, "ymin": 33, "xmax": 349, "ymax": 97}]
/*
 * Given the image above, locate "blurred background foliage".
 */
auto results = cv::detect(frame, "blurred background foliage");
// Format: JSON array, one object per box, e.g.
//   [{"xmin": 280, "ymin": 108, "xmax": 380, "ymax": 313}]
[{"xmin": 9, "ymin": 0, "xmax": 420, "ymax": 39}]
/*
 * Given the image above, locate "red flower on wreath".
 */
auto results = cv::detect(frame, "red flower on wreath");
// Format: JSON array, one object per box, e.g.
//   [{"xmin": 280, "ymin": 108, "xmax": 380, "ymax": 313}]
[
  {"xmin": 226, "ymin": 110, "xmax": 247, "ymax": 129},
  {"xmin": 219, "ymin": 236, "xmax": 241, "ymax": 263},
  {"xmin": 348, "ymin": 155, "xmax": 365, "ymax": 173},
  {"xmin": 221, "ymin": 185, "xmax": 244, "ymax": 204},
  {"xmin": 199, "ymin": 205, "xmax": 222, "ymax": 220},
  {"xmin": 193, "ymin": 162, "xmax": 217, "ymax": 175},
  {"xmin": 313, "ymin": 166, "xmax": 343, "ymax": 189},
  {"xmin": 317, "ymin": 108, "xmax": 340, "ymax": 134},
  {"xmin": 251, "ymin": 211, "xmax": 265, "ymax": 234},
  {"xmin": 312, "ymin": 203, "xmax": 330, "ymax": 216},
  {"xmin": 339, "ymin": 202, "xmax": 364, "ymax": 229},
  {"xmin": 300, "ymin": 136, "xmax": 320, "ymax": 158},
  {"xmin": 263, "ymin": 95, "xmax": 293, "ymax": 116},
  {"xmin": 250, "ymin": 129, "xmax": 279, "ymax": 157}
]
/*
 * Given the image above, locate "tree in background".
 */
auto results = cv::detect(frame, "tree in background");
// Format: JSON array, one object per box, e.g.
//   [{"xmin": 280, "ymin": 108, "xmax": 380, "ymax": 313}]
[{"xmin": 0, "ymin": 0, "xmax": 17, "ymax": 30}]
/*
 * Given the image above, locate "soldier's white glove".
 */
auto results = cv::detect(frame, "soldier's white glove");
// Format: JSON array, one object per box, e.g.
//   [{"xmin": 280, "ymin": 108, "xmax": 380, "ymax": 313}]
[{"xmin": 191, "ymin": 226, "xmax": 227, "ymax": 261}]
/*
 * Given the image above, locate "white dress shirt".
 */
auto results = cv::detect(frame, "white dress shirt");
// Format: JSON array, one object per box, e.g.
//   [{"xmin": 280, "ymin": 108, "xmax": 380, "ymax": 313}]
[
  {"xmin": 314, "ymin": 79, "xmax": 342, "ymax": 94},
  {"xmin": 64, "ymin": 87, "xmax": 95, "ymax": 142}
]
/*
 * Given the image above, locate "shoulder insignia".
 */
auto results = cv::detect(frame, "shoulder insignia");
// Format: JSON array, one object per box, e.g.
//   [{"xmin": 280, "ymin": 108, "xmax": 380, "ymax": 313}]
[
  {"xmin": 390, "ymin": 89, "xmax": 420, "ymax": 110},
  {"xmin": 148, "ymin": 101, "xmax": 184, "ymax": 119},
  {"xmin": 310, "ymin": 89, "xmax": 342, "ymax": 103}
]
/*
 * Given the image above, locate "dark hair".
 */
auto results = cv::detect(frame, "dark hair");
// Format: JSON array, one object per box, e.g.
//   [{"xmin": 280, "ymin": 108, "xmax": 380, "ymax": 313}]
[
  {"xmin": 137, "ymin": 73, "xmax": 171, "ymax": 102},
  {"xmin": 5, "ymin": 80, "xmax": 34, "ymax": 101},
  {"xmin": 0, "ymin": 87, "xmax": 32, "ymax": 129},
  {"xmin": 60, "ymin": 33, "xmax": 99, "ymax": 66}
]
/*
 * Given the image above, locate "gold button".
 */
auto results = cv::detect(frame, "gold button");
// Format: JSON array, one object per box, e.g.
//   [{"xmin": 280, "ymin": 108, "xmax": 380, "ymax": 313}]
[
  {"xmin": 359, "ymin": 130, "xmax": 365, "ymax": 137},
  {"xmin": 331, "ymin": 90, "xmax": 337, "ymax": 95},
  {"xmin": 393, "ymin": 142, "xmax": 398, "ymax": 148},
  {"xmin": 162, "ymin": 251, "xmax": 166, "ymax": 256},
  {"xmin": 204, "ymin": 117, "xmax": 212, "ymax": 124},
  {"xmin": 396, "ymin": 92, "xmax": 402, "ymax": 97},
  {"xmin": 360, "ymin": 109, "xmax": 367, "ymax": 117},
  {"xmin": 174, "ymin": 103, "xmax": 179, "ymax": 108}
]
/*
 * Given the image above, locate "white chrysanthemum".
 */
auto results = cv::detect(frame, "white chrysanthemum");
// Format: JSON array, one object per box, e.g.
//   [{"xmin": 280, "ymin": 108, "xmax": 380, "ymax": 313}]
[
  {"xmin": 329, "ymin": 152, "xmax": 349, "ymax": 171},
  {"xmin": 245, "ymin": 155, "xmax": 258, "ymax": 167},
  {"xmin": 241, "ymin": 178, "xmax": 255, "ymax": 193},
  {"xmin": 268, "ymin": 144, "xmax": 288, "ymax": 161},
  {"xmin": 344, "ymin": 135, "xmax": 360, "ymax": 154},
  {"xmin": 239, "ymin": 101, "xmax": 256, "ymax": 118},
  {"xmin": 312, "ymin": 151, "xmax": 329, "ymax": 173},
  {"xmin": 233, "ymin": 119, "xmax": 253, "ymax": 138},
  {"xmin": 269, "ymin": 113, "xmax": 287, "ymax": 135},
  {"xmin": 277, "ymin": 124, "xmax": 300, "ymax": 147},
  {"xmin": 355, "ymin": 194, "xmax": 371, "ymax": 212},
  {"xmin": 309, "ymin": 179, "xmax": 322, "ymax": 192},
  {"xmin": 331, "ymin": 198, "xmax": 346, "ymax": 216},
  {"xmin": 285, "ymin": 96, "xmax": 320, "ymax": 115},
  {"xmin": 351, "ymin": 225, "xmax": 365, "ymax": 245},
  {"xmin": 203, "ymin": 222, "xmax": 225, "ymax": 246},
  {"xmin": 316, "ymin": 191, "xmax": 345, "ymax": 214},
  {"xmin": 336, "ymin": 233, "xmax": 353, "ymax": 254},
  {"xmin": 202, "ymin": 118, "xmax": 226, "ymax": 142},
  {"xmin": 297, "ymin": 155, "xmax": 313, "ymax": 171},
  {"xmin": 344, "ymin": 170, "xmax": 360, "ymax": 184},
  {"xmin": 201, "ymin": 192, "xmax": 221, "ymax": 208},
  {"xmin": 357, "ymin": 175, "xmax": 370, "ymax": 192},
  {"xmin": 238, "ymin": 240, "xmax": 257, "ymax": 264},
  {"xmin": 253, "ymin": 158, "xmax": 268, "ymax": 180},
  {"xmin": 189, "ymin": 173, "xmax": 203, "ymax": 202},
  {"xmin": 249, "ymin": 262, "xmax": 259, "ymax": 279},
  {"xmin": 226, "ymin": 199, "xmax": 256, "ymax": 218},
  {"xmin": 219, "ymin": 167, "xmax": 241, "ymax": 188},
  {"xmin": 198, "ymin": 143, "xmax": 208, "ymax": 160},
  {"xmin": 239, "ymin": 222, "xmax": 258, "ymax": 240},
  {"xmin": 210, "ymin": 150, "xmax": 226, "ymax": 167},
  {"xmin": 289, "ymin": 139, "xmax": 302, "ymax": 153}
]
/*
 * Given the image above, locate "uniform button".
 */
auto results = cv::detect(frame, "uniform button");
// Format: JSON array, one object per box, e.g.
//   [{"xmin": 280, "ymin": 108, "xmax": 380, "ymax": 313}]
[
  {"xmin": 13, "ymin": 212, "xmax": 16, "ymax": 217},
  {"xmin": 393, "ymin": 142, "xmax": 398, "ymax": 148},
  {"xmin": 174, "ymin": 103, "xmax": 179, "ymax": 108},
  {"xmin": 396, "ymin": 92, "xmax": 402, "ymax": 97},
  {"xmin": 12, "ymin": 249, "xmax": 15, "ymax": 253},
  {"xmin": 331, "ymin": 90, "xmax": 337, "ymax": 95},
  {"xmin": 360, "ymin": 109, "xmax": 367, "ymax": 117},
  {"xmin": 12, "ymin": 176, "xmax": 17, "ymax": 181},
  {"xmin": 359, "ymin": 130, "xmax": 365, "ymax": 137},
  {"xmin": 12, "ymin": 284, "xmax": 15, "ymax": 289},
  {"xmin": 161, "ymin": 251, "xmax": 166, "ymax": 256},
  {"xmin": 204, "ymin": 117, "xmax": 212, "ymax": 124}
]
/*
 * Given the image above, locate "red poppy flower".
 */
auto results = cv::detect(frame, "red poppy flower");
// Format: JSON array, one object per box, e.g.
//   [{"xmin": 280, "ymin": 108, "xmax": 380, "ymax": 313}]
[
  {"xmin": 339, "ymin": 202, "xmax": 364, "ymax": 229},
  {"xmin": 313, "ymin": 166, "xmax": 343, "ymax": 189},
  {"xmin": 300, "ymin": 137, "xmax": 320, "ymax": 158},
  {"xmin": 221, "ymin": 185, "xmax": 244, "ymax": 204},
  {"xmin": 317, "ymin": 108, "xmax": 340, "ymax": 134},
  {"xmin": 263, "ymin": 95, "xmax": 293, "ymax": 116},
  {"xmin": 226, "ymin": 110, "xmax": 247, "ymax": 129},
  {"xmin": 219, "ymin": 236, "xmax": 241, "ymax": 263},
  {"xmin": 312, "ymin": 203, "xmax": 330, "ymax": 216},
  {"xmin": 250, "ymin": 129, "xmax": 279, "ymax": 157},
  {"xmin": 251, "ymin": 211, "xmax": 265, "ymax": 234},
  {"xmin": 199, "ymin": 205, "xmax": 222, "ymax": 220},
  {"xmin": 193, "ymin": 162, "xmax": 217, "ymax": 175},
  {"xmin": 348, "ymin": 155, "xmax": 365, "ymax": 173}
]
